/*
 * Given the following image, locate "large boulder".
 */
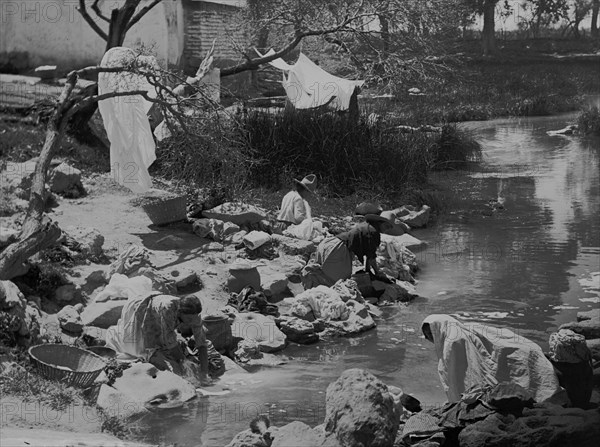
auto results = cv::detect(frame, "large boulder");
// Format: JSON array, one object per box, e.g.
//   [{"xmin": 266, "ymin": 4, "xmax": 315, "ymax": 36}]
[
  {"xmin": 64, "ymin": 226, "xmax": 104, "ymax": 258},
  {"xmin": 259, "ymin": 270, "xmax": 289, "ymax": 298},
  {"xmin": 271, "ymin": 234, "xmax": 316, "ymax": 256},
  {"xmin": 57, "ymin": 305, "xmax": 83, "ymax": 333},
  {"xmin": 53, "ymin": 284, "xmax": 78, "ymax": 303},
  {"xmin": 49, "ymin": 162, "xmax": 85, "ymax": 197},
  {"xmin": 231, "ymin": 312, "xmax": 287, "ymax": 353},
  {"xmin": 96, "ymin": 363, "xmax": 196, "ymax": 419},
  {"xmin": 458, "ymin": 403, "xmax": 600, "ymax": 447},
  {"xmin": 202, "ymin": 202, "xmax": 268, "ymax": 226},
  {"xmin": 325, "ymin": 369, "xmax": 399, "ymax": 447},
  {"xmin": 81, "ymin": 301, "xmax": 125, "ymax": 329},
  {"xmin": 277, "ymin": 316, "xmax": 319, "ymax": 344},
  {"xmin": 0, "ymin": 227, "xmax": 19, "ymax": 248},
  {"xmin": 560, "ymin": 319, "xmax": 600, "ymax": 340}
]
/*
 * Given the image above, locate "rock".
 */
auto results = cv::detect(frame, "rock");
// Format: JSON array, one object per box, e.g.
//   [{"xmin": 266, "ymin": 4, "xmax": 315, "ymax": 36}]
[
  {"xmin": 277, "ymin": 316, "xmax": 319, "ymax": 344},
  {"xmin": 202, "ymin": 202, "xmax": 268, "ymax": 226},
  {"xmin": 133, "ymin": 267, "xmax": 177, "ymax": 295},
  {"xmin": 458, "ymin": 403, "xmax": 600, "ymax": 447},
  {"xmin": 381, "ymin": 233, "xmax": 426, "ymax": 252},
  {"xmin": 49, "ymin": 162, "xmax": 85, "ymax": 196},
  {"xmin": 202, "ymin": 242, "xmax": 225, "ymax": 252},
  {"xmin": 398, "ymin": 205, "xmax": 431, "ymax": 228},
  {"xmin": 234, "ymin": 339, "xmax": 263, "ymax": 363},
  {"xmin": 81, "ymin": 269, "xmax": 109, "ymax": 294},
  {"xmin": 376, "ymin": 280, "xmax": 418, "ymax": 303},
  {"xmin": 560, "ymin": 319, "xmax": 600, "ymax": 340},
  {"xmin": 164, "ymin": 267, "xmax": 198, "ymax": 290},
  {"xmin": 325, "ymin": 301, "xmax": 376, "ymax": 336},
  {"xmin": 81, "ymin": 301, "xmax": 125, "ymax": 329},
  {"xmin": 578, "ymin": 309, "xmax": 600, "ymax": 322},
  {"xmin": 0, "ymin": 227, "xmax": 19, "ymax": 248},
  {"xmin": 96, "ymin": 363, "xmax": 196, "ymax": 419},
  {"xmin": 271, "ymin": 234, "xmax": 316, "ymax": 256},
  {"xmin": 270, "ymin": 421, "xmax": 341, "ymax": 446},
  {"xmin": 586, "ymin": 339, "xmax": 600, "ymax": 362},
  {"xmin": 53, "ymin": 284, "xmax": 78, "ymax": 303},
  {"xmin": 225, "ymin": 429, "xmax": 268, "ymax": 447},
  {"xmin": 231, "ymin": 312, "xmax": 287, "ymax": 353},
  {"xmin": 325, "ymin": 369, "xmax": 399, "ymax": 447},
  {"xmin": 57, "ymin": 305, "xmax": 83, "ymax": 333},
  {"xmin": 224, "ymin": 230, "xmax": 247, "ymax": 245},
  {"xmin": 0, "ymin": 281, "xmax": 40, "ymax": 341},
  {"xmin": 64, "ymin": 226, "xmax": 104, "ymax": 258},
  {"xmin": 260, "ymin": 271, "xmax": 289, "ymax": 298}
]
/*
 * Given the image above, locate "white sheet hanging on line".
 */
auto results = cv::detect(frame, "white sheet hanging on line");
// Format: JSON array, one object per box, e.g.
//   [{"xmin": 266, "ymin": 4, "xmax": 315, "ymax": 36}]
[
  {"xmin": 256, "ymin": 49, "xmax": 364, "ymax": 111},
  {"xmin": 98, "ymin": 47, "xmax": 158, "ymax": 193}
]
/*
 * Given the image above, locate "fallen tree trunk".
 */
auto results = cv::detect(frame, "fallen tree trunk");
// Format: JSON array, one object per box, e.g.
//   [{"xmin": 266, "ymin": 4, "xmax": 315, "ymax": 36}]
[{"xmin": 0, "ymin": 72, "xmax": 78, "ymax": 280}]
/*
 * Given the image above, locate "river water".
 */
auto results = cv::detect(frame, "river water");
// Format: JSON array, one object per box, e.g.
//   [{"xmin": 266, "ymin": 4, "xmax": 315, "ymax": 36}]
[{"xmin": 137, "ymin": 111, "xmax": 600, "ymax": 446}]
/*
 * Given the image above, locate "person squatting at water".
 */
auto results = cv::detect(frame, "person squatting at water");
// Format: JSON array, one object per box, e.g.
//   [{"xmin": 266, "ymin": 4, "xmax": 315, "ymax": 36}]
[
  {"xmin": 421, "ymin": 314, "xmax": 564, "ymax": 404},
  {"xmin": 105, "ymin": 293, "xmax": 213, "ymax": 386},
  {"xmin": 303, "ymin": 205, "xmax": 395, "ymax": 288},
  {"xmin": 273, "ymin": 174, "xmax": 317, "ymax": 234}
]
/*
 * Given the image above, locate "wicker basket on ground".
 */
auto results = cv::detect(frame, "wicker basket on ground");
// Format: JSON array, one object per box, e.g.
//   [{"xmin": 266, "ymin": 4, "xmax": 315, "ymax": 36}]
[{"xmin": 28, "ymin": 344, "xmax": 107, "ymax": 388}]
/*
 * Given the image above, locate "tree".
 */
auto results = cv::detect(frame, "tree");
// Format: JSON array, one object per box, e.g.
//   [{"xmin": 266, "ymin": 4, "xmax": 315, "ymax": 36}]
[
  {"xmin": 592, "ymin": 0, "xmax": 599, "ymax": 36},
  {"xmin": 523, "ymin": 0, "xmax": 570, "ymax": 37},
  {"xmin": 77, "ymin": 0, "xmax": 163, "ymax": 51},
  {"xmin": 564, "ymin": 0, "xmax": 593, "ymax": 38}
]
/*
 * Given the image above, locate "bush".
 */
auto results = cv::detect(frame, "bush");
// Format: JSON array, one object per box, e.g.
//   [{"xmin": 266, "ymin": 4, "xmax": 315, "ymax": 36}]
[
  {"xmin": 431, "ymin": 124, "xmax": 482, "ymax": 170},
  {"xmin": 577, "ymin": 106, "xmax": 600, "ymax": 136}
]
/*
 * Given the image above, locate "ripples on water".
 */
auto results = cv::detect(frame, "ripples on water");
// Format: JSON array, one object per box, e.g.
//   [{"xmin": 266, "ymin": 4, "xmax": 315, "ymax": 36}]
[{"xmin": 139, "ymin": 113, "xmax": 600, "ymax": 446}]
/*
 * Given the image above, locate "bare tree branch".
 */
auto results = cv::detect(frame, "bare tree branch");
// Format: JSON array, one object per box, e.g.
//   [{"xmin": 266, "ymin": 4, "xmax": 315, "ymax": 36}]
[
  {"xmin": 77, "ymin": 0, "xmax": 108, "ymax": 41},
  {"xmin": 92, "ymin": 0, "xmax": 110, "ymax": 23},
  {"xmin": 127, "ymin": 0, "xmax": 163, "ymax": 31}
]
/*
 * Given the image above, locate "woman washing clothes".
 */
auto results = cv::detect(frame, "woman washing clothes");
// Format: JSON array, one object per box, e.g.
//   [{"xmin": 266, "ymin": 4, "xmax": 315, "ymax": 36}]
[
  {"xmin": 304, "ymin": 209, "xmax": 394, "ymax": 288},
  {"xmin": 106, "ymin": 293, "xmax": 212, "ymax": 386},
  {"xmin": 421, "ymin": 314, "xmax": 563, "ymax": 404},
  {"xmin": 273, "ymin": 174, "xmax": 316, "ymax": 234}
]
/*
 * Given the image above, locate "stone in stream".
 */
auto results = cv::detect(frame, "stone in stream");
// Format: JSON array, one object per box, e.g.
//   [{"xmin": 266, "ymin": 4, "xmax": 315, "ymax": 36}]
[
  {"xmin": 276, "ymin": 316, "xmax": 319, "ymax": 344},
  {"xmin": 325, "ymin": 368, "xmax": 399, "ymax": 447},
  {"xmin": 578, "ymin": 309, "xmax": 600, "ymax": 322},
  {"xmin": 560, "ymin": 319, "xmax": 600, "ymax": 340}
]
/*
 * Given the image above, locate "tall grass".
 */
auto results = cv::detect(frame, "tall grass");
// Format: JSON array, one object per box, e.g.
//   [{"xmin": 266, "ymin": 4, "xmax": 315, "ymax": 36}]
[
  {"xmin": 577, "ymin": 106, "xmax": 600, "ymax": 136},
  {"xmin": 154, "ymin": 109, "xmax": 481, "ymax": 196}
]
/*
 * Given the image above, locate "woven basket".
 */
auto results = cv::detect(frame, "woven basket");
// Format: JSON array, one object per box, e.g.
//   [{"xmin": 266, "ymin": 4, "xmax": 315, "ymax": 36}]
[
  {"xmin": 28, "ymin": 344, "xmax": 106, "ymax": 388},
  {"xmin": 141, "ymin": 196, "xmax": 187, "ymax": 225}
]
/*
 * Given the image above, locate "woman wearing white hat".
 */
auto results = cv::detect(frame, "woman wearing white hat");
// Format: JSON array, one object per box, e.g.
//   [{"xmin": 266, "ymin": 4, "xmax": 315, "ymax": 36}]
[{"xmin": 274, "ymin": 174, "xmax": 316, "ymax": 234}]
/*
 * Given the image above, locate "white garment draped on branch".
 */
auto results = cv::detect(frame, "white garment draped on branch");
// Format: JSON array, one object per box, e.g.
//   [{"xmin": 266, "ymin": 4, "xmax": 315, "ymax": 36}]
[
  {"xmin": 98, "ymin": 47, "xmax": 158, "ymax": 193},
  {"xmin": 257, "ymin": 49, "xmax": 364, "ymax": 111}
]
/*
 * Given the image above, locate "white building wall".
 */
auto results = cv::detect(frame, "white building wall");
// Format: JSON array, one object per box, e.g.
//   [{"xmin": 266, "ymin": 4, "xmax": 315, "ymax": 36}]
[{"xmin": 0, "ymin": 0, "xmax": 183, "ymax": 69}]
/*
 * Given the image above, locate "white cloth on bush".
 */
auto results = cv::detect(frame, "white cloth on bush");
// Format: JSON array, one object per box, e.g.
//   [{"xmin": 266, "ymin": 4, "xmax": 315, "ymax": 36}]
[
  {"xmin": 98, "ymin": 47, "xmax": 158, "ymax": 193},
  {"xmin": 422, "ymin": 314, "xmax": 561, "ymax": 403},
  {"xmin": 257, "ymin": 50, "xmax": 364, "ymax": 111}
]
